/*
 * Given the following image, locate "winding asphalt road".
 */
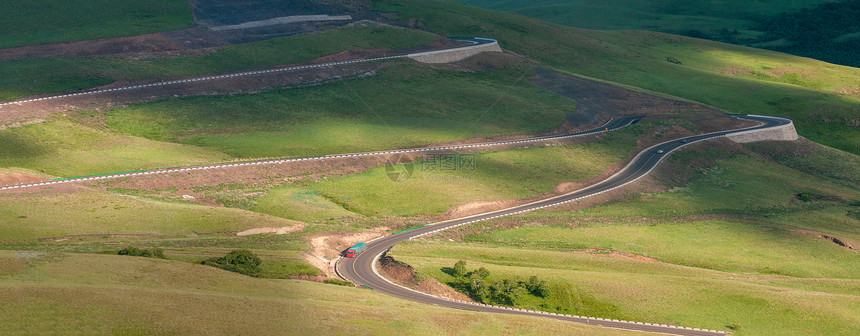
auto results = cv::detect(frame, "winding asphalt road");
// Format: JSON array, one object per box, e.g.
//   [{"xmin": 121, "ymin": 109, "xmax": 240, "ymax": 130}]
[
  {"xmin": 0, "ymin": 36, "xmax": 794, "ymax": 335},
  {"xmin": 338, "ymin": 115, "xmax": 792, "ymax": 336}
]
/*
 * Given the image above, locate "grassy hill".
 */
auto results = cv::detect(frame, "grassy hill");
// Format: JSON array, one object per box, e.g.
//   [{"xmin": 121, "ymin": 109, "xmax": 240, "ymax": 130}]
[
  {"xmin": 0, "ymin": 252, "xmax": 641, "ymax": 336},
  {"xmin": 0, "ymin": 0, "xmax": 192, "ymax": 48},
  {"xmin": 0, "ymin": 24, "xmax": 438, "ymax": 101},
  {"xmin": 454, "ymin": 0, "xmax": 860, "ymax": 67},
  {"xmin": 1, "ymin": 1, "xmax": 858, "ymax": 335},
  {"xmin": 388, "ymin": 143, "xmax": 860, "ymax": 335},
  {"xmin": 376, "ymin": 0, "xmax": 860, "ymax": 155}
]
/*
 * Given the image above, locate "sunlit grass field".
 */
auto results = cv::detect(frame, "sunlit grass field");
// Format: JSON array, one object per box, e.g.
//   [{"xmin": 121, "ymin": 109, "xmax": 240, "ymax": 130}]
[
  {"xmin": 0, "ymin": 119, "xmax": 230, "ymax": 177},
  {"xmin": 376, "ymin": 0, "xmax": 860, "ymax": 155},
  {"xmin": 105, "ymin": 62, "xmax": 574, "ymax": 158},
  {"xmin": 309, "ymin": 125, "xmax": 639, "ymax": 217},
  {"xmin": 0, "ymin": 189, "xmax": 299, "ymax": 240},
  {"xmin": 0, "ymin": 252, "xmax": 641, "ymax": 336},
  {"xmin": 0, "ymin": 25, "xmax": 438, "ymax": 101},
  {"xmin": 391, "ymin": 242, "xmax": 860, "ymax": 336}
]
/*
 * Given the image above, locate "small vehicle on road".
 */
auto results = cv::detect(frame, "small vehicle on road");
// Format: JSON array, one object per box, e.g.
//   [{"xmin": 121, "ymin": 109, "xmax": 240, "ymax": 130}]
[
  {"xmin": 345, "ymin": 242, "xmax": 367, "ymax": 258},
  {"xmin": 657, "ymin": 149, "xmax": 664, "ymax": 154},
  {"xmin": 681, "ymin": 139, "xmax": 690, "ymax": 143}
]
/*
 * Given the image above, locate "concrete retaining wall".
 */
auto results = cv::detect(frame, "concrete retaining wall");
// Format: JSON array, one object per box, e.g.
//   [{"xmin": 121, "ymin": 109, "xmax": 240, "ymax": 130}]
[
  {"xmin": 408, "ymin": 40, "xmax": 502, "ymax": 64},
  {"xmin": 727, "ymin": 122, "xmax": 799, "ymax": 143}
]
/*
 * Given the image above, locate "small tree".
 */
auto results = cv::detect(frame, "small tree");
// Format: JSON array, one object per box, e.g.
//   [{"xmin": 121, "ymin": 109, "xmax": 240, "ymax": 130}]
[
  {"xmin": 202, "ymin": 249, "xmax": 262, "ymax": 276},
  {"xmin": 473, "ymin": 267, "xmax": 490, "ymax": 279},
  {"xmin": 453, "ymin": 260, "xmax": 467, "ymax": 277},
  {"xmin": 528, "ymin": 276, "xmax": 540, "ymax": 289},
  {"xmin": 534, "ymin": 281, "xmax": 551, "ymax": 298}
]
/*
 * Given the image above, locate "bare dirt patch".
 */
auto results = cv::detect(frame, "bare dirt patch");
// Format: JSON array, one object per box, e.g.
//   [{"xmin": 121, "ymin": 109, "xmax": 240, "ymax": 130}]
[
  {"xmin": 379, "ymin": 254, "xmax": 473, "ymax": 301},
  {"xmin": 573, "ymin": 248, "xmax": 660, "ymax": 263},
  {"xmin": 836, "ymin": 87, "xmax": 860, "ymax": 97},
  {"xmin": 722, "ymin": 67, "xmax": 753, "ymax": 76},
  {"xmin": 305, "ymin": 226, "xmax": 389, "ymax": 277},
  {"xmin": 0, "ymin": 182, "xmax": 87, "ymax": 199},
  {"xmin": 309, "ymin": 226, "xmax": 389, "ymax": 260},
  {"xmin": 530, "ymin": 68, "xmax": 725, "ymax": 126},
  {"xmin": 0, "ymin": 172, "xmax": 45, "ymax": 186},
  {"xmin": 235, "ymin": 223, "xmax": 305, "ymax": 236}
]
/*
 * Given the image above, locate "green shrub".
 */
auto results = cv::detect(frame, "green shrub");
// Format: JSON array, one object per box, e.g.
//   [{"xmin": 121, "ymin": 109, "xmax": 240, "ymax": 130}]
[
  {"xmin": 453, "ymin": 260, "xmax": 468, "ymax": 277},
  {"xmin": 117, "ymin": 246, "xmax": 165, "ymax": 259},
  {"xmin": 324, "ymin": 278, "xmax": 355, "ymax": 286},
  {"xmin": 201, "ymin": 249, "xmax": 262, "ymax": 276}
]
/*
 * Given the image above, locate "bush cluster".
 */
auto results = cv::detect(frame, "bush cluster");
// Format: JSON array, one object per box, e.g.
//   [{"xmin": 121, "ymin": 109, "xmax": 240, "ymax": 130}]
[
  {"xmin": 323, "ymin": 278, "xmax": 354, "ymax": 286},
  {"xmin": 449, "ymin": 260, "xmax": 550, "ymax": 306},
  {"xmin": 201, "ymin": 249, "xmax": 262, "ymax": 276},
  {"xmin": 117, "ymin": 246, "xmax": 165, "ymax": 259}
]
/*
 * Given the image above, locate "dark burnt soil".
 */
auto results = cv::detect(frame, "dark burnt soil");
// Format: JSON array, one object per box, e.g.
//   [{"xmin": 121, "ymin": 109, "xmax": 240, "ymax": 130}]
[{"xmin": 530, "ymin": 68, "xmax": 724, "ymax": 125}]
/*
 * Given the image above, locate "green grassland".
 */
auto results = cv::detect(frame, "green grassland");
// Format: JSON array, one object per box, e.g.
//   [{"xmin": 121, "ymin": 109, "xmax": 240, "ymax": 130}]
[
  {"xmin": 455, "ymin": 1, "xmax": 860, "ymax": 68},
  {"xmin": 469, "ymin": 220, "xmax": 859, "ymax": 278},
  {"xmin": 375, "ymin": 0, "xmax": 860, "ymax": 155},
  {"xmin": 0, "ymin": 0, "xmax": 192, "ymax": 48},
  {"xmin": 308, "ymin": 120, "xmax": 642, "ymax": 217},
  {"xmin": 0, "ymin": 189, "xmax": 301, "ymax": 240},
  {"xmin": 390, "ymin": 242, "xmax": 859, "ymax": 336},
  {"xmin": 572, "ymin": 153, "xmax": 860, "ymax": 238},
  {"xmin": 0, "ymin": 119, "xmax": 230, "ymax": 177},
  {"xmin": 251, "ymin": 186, "xmax": 361, "ymax": 222},
  {"xmin": 454, "ymin": 0, "xmax": 833, "ymax": 40},
  {"xmin": 105, "ymin": 61, "xmax": 574, "ymax": 158},
  {"xmin": 0, "ymin": 25, "xmax": 438, "ymax": 101},
  {"xmin": 0, "ymin": 252, "xmax": 644, "ymax": 336},
  {"xmin": 1, "ymin": 57, "xmax": 582, "ymax": 178},
  {"xmin": 384, "ymin": 146, "xmax": 859, "ymax": 334}
]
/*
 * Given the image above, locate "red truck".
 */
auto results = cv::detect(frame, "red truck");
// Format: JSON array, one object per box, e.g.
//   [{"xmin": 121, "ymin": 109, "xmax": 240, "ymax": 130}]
[{"xmin": 345, "ymin": 242, "xmax": 367, "ymax": 258}]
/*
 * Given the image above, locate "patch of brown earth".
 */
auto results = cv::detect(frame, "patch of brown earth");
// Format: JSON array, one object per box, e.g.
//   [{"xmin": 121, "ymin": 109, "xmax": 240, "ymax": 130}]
[
  {"xmin": 789, "ymin": 228, "xmax": 857, "ymax": 252},
  {"xmin": 235, "ymin": 223, "xmax": 305, "ymax": 236},
  {"xmin": 0, "ymin": 31, "xmax": 194, "ymax": 62},
  {"xmin": 722, "ymin": 67, "xmax": 753, "ymax": 76},
  {"xmin": 305, "ymin": 226, "xmax": 389, "ymax": 277},
  {"xmin": 529, "ymin": 68, "xmax": 727, "ymax": 126},
  {"xmin": 836, "ymin": 87, "xmax": 860, "ymax": 97},
  {"xmin": 378, "ymin": 255, "xmax": 472, "ymax": 301},
  {"xmin": 0, "ymin": 182, "xmax": 87, "ymax": 199},
  {"xmin": 573, "ymin": 249, "xmax": 660, "ymax": 263},
  {"xmin": 309, "ymin": 226, "xmax": 390, "ymax": 260},
  {"xmin": 0, "ymin": 173, "xmax": 45, "ymax": 185}
]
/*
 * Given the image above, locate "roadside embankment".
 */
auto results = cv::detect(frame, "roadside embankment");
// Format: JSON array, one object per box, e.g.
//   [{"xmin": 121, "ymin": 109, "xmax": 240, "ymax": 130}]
[
  {"xmin": 408, "ymin": 39, "xmax": 502, "ymax": 63},
  {"xmin": 727, "ymin": 119, "xmax": 798, "ymax": 143}
]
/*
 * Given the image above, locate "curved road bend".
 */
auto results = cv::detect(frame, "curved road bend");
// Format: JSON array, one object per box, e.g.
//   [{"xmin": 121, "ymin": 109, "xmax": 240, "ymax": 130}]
[
  {"xmin": 0, "ymin": 116, "xmax": 640, "ymax": 191},
  {"xmin": 339, "ymin": 115, "xmax": 792, "ymax": 336}
]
